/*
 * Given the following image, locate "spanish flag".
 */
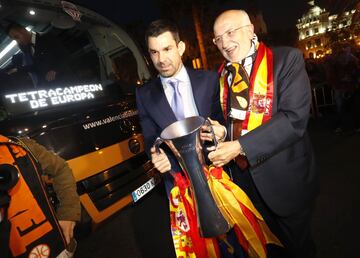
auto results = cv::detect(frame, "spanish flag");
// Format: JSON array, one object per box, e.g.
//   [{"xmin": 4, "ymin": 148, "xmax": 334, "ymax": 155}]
[{"xmin": 169, "ymin": 166, "xmax": 281, "ymax": 258}]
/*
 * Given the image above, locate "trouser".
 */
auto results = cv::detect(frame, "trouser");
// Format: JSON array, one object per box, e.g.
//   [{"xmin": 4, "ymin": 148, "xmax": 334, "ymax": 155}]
[{"xmin": 227, "ymin": 162, "xmax": 316, "ymax": 258}]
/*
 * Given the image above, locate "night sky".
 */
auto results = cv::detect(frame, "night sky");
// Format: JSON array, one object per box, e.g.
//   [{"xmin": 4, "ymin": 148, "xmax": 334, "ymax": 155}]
[{"xmin": 72, "ymin": 0, "xmax": 358, "ymax": 31}]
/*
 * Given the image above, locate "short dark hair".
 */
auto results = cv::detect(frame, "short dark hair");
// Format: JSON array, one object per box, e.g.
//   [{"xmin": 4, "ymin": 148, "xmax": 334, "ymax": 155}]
[
  {"xmin": 5, "ymin": 22, "xmax": 25, "ymax": 35},
  {"xmin": 145, "ymin": 19, "xmax": 180, "ymax": 46}
]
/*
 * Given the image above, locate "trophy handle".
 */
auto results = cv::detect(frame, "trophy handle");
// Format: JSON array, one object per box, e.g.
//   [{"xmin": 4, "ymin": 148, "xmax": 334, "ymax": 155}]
[
  {"xmin": 204, "ymin": 118, "xmax": 218, "ymax": 149},
  {"xmin": 153, "ymin": 137, "xmax": 164, "ymax": 154},
  {"xmin": 153, "ymin": 137, "xmax": 176, "ymax": 176}
]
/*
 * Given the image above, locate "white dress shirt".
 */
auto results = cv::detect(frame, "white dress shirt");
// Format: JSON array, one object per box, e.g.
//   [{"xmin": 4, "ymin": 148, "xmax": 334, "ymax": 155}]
[{"xmin": 160, "ymin": 65, "xmax": 199, "ymax": 118}]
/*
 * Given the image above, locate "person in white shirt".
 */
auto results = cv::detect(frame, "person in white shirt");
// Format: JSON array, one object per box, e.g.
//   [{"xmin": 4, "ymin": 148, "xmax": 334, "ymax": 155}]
[
  {"xmin": 136, "ymin": 19, "xmax": 224, "ymax": 180},
  {"xmin": 135, "ymin": 18, "xmax": 224, "ymax": 257}
]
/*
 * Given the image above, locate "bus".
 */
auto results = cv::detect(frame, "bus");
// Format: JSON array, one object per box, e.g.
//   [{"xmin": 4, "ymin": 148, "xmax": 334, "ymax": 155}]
[{"xmin": 0, "ymin": 0, "xmax": 158, "ymax": 226}]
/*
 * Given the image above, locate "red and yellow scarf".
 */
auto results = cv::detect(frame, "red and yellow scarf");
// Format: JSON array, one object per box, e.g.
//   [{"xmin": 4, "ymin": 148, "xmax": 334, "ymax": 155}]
[{"xmin": 218, "ymin": 42, "xmax": 274, "ymax": 135}]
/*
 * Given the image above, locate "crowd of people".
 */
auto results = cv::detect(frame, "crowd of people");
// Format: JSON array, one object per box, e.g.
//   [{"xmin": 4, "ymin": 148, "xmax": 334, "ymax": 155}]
[{"xmin": 305, "ymin": 44, "xmax": 360, "ymax": 134}]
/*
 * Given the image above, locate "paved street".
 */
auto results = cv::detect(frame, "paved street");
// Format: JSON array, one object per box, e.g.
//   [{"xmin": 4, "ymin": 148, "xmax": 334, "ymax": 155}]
[
  {"xmin": 75, "ymin": 116, "xmax": 360, "ymax": 258},
  {"xmin": 309, "ymin": 117, "xmax": 360, "ymax": 258}
]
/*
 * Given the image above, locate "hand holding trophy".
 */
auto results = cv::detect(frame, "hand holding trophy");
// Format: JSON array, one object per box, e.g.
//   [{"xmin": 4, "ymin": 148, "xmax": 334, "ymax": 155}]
[{"xmin": 154, "ymin": 116, "xmax": 231, "ymax": 238}]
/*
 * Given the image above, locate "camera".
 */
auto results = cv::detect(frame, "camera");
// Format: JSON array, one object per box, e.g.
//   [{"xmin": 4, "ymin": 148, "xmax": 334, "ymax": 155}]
[
  {"xmin": 0, "ymin": 164, "xmax": 19, "ymax": 192},
  {"xmin": 0, "ymin": 164, "xmax": 19, "ymax": 223}
]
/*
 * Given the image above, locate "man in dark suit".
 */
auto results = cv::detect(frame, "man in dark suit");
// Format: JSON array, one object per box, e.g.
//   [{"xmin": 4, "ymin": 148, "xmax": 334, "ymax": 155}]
[
  {"xmin": 135, "ymin": 19, "xmax": 224, "ymax": 257},
  {"xmin": 6, "ymin": 23, "xmax": 72, "ymax": 87},
  {"xmin": 136, "ymin": 19, "xmax": 223, "ymax": 184},
  {"xmin": 208, "ymin": 10, "xmax": 318, "ymax": 258}
]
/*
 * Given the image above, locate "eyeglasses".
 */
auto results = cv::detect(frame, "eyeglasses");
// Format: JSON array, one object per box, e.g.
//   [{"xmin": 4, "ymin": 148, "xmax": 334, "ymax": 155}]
[{"xmin": 212, "ymin": 25, "xmax": 251, "ymax": 45}]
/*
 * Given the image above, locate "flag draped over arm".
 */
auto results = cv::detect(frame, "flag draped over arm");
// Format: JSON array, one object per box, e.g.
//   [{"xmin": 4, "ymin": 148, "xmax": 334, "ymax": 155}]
[{"xmin": 168, "ymin": 166, "xmax": 281, "ymax": 258}]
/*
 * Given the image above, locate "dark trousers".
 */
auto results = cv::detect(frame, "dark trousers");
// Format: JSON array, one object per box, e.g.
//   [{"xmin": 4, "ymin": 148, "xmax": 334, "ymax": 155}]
[
  {"xmin": 227, "ymin": 162, "xmax": 316, "ymax": 258},
  {"xmin": 333, "ymin": 89, "xmax": 360, "ymax": 130}
]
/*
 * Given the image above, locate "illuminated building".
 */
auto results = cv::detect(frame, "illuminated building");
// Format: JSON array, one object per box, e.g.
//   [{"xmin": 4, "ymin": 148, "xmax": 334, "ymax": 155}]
[{"xmin": 296, "ymin": 0, "xmax": 357, "ymax": 58}]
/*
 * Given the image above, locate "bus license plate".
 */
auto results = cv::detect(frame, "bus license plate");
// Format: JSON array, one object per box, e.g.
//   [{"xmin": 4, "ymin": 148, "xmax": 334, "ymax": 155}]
[{"xmin": 132, "ymin": 178, "xmax": 156, "ymax": 202}]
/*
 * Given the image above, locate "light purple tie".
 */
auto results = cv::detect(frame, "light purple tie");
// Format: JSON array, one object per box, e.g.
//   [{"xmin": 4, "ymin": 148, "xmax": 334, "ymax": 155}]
[{"xmin": 168, "ymin": 79, "xmax": 185, "ymax": 120}]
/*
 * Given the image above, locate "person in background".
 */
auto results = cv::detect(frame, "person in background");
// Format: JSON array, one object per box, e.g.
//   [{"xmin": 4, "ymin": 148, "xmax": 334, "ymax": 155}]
[
  {"xmin": 6, "ymin": 22, "xmax": 72, "ymax": 87},
  {"xmin": 19, "ymin": 137, "xmax": 81, "ymax": 245},
  {"xmin": 325, "ymin": 45, "xmax": 360, "ymax": 134},
  {"xmin": 208, "ymin": 9, "xmax": 318, "ymax": 258}
]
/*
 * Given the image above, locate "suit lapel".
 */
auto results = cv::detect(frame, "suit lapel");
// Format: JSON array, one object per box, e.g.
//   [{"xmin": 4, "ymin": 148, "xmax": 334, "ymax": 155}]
[
  {"xmin": 150, "ymin": 77, "xmax": 177, "ymax": 128},
  {"xmin": 187, "ymin": 68, "xmax": 204, "ymax": 116}
]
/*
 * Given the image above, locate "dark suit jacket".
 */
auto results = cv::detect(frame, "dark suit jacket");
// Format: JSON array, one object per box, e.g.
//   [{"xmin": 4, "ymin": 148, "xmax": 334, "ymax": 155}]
[
  {"xmin": 136, "ymin": 67, "xmax": 223, "ymax": 191},
  {"xmin": 238, "ymin": 47, "xmax": 318, "ymax": 217}
]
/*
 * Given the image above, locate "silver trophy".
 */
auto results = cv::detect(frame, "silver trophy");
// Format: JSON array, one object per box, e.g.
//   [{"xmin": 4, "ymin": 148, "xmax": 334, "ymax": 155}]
[{"xmin": 155, "ymin": 116, "xmax": 230, "ymax": 237}]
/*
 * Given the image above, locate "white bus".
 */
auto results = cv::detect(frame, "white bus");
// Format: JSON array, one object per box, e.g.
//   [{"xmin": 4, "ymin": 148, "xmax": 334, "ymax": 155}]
[{"xmin": 0, "ymin": 0, "xmax": 158, "ymax": 226}]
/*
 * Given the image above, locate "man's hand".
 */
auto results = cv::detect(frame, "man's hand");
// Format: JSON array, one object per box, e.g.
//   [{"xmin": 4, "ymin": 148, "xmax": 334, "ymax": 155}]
[
  {"xmin": 208, "ymin": 140, "xmax": 241, "ymax": 167},
  {"xmin": 200, "ymin": 118, "xmax": 226, "ymax": 142},
  {"xmin": 45, "ymin": 70, "xmax": 57, "ymax": 81},
  {"xmin": 151, "ymin": 147, "xmax": 171, "ymax": 173},
  {"xmin": 59, "ymin": 220, "xmax": 75, "ymax": 245}
]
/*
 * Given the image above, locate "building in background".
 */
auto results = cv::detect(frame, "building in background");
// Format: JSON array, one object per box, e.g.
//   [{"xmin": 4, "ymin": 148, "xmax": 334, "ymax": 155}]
[{"xmin": 297, "ymin": 0, "xmax": 358, "ymax": 58}]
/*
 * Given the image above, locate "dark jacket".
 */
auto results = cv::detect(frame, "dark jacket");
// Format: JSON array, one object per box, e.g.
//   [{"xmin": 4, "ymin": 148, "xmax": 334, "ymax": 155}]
[
  {"xmin": 238, "ymin": 47, "xmax": 318, "ymax": 217},
  {"xmin": 20, "ymin": 137, "xmax": 81, "ymax": 221},
  {"xmin": 136, "ymin": 67, "xmax": 223, "ymax": 193},
  {"xmin": 20, "ymin": 33, "xmax": 73, "ymax": 87}
]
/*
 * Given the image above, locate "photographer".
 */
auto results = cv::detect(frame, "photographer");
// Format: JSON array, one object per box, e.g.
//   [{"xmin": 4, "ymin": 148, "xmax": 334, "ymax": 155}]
[{"xmin": 0, "ymin": 135, "xmax": 80, "ymax": 257}]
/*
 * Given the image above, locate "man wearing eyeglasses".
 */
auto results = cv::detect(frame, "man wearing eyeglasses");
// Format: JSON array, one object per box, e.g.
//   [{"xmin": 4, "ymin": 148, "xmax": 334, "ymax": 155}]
[{"xmin": 207, "ymin": 9, "xmax": 318, "ymax": 258}]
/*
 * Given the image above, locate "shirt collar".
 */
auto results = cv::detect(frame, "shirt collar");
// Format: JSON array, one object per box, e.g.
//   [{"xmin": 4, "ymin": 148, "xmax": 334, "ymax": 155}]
[{"xmin": 160, "ymin": 64, "xmax": 188, "ymax": 86}]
